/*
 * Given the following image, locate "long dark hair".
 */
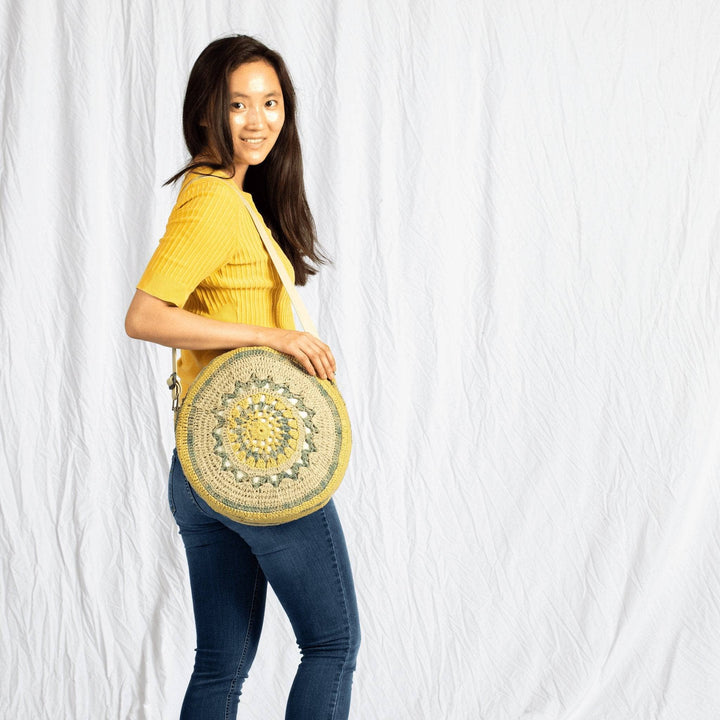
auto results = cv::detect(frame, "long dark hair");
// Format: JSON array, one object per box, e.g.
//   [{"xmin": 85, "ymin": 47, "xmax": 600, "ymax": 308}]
[{"xmin": 166, "ymin": 35, "xmax": 324, "ymax": 284}]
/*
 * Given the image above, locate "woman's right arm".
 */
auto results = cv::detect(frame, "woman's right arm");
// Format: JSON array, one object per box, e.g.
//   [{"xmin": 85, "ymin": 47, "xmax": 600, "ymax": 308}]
[{"xmin": 125, "ymin": 289, "xmax": 335, "ymax": 380}]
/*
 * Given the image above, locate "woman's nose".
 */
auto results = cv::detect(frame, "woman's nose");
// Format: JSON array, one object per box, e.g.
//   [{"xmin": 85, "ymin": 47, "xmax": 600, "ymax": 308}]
[{"xmin": 245, "ymin": 105, "xmax": 265, "ymax": 127}]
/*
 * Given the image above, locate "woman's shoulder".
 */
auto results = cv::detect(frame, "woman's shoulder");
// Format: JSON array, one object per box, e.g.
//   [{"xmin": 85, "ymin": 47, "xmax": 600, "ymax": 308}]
[
  {"xmin": 179, "ymin": 166, "xmax": 235, "ymax": 194},
  {"xmin": 166, "ymin": 168, "xmax": 262, "ymax": 250},
  {"xmin": 173, "ymin": 167, "xmax": 242, "ymax": 213}
]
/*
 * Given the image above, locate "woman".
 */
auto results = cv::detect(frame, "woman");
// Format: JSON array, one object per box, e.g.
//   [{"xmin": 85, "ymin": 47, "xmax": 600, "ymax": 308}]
[{"xmin": 125, "ymin": 35, "xmax": 360, "ymax": 720}]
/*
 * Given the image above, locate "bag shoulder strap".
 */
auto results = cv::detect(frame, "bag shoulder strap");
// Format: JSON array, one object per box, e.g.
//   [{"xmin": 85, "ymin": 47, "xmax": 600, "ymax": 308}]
[{"xmin": 227, "ymin": 181, "xmax": 319, "ymax": 337}]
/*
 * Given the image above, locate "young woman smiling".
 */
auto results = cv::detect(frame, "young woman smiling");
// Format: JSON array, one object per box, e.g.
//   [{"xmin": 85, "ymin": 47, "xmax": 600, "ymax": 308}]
[{"xmin": 125, "ymin": 35, "xmax": 360, "ymax": 720}]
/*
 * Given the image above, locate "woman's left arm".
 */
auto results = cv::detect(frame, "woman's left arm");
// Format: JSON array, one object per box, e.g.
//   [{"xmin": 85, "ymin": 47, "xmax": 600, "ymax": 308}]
[{"xmin": 125, "ymin": 288, "xmax": 336, "ymax": 380}]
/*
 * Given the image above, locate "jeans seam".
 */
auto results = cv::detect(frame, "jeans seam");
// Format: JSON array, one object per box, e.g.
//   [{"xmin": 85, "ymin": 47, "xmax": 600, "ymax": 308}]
[
  {"xmin": 182, "ymin": 473, "xmax": 214, "ymax": 518},
  {"xmin": 168, "ymin": 454, "xmax": 177, "ymax": 516},
  {"xmin": 225, "ymin": 563, "xmax": 264, "ymax": 720},
  {"xmin": 320, "ymin": 507, "xmax": 353, "ymax": 720}
]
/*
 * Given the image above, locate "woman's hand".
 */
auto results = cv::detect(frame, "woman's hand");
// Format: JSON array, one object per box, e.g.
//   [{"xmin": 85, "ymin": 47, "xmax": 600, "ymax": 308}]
[{"xmin": 260, "ymin": 328, "xmax": 336, "ymax": 381}]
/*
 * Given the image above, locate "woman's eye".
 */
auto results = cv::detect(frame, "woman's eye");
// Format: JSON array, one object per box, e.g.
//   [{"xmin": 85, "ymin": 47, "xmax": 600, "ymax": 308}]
[
  {"xmin": 231, "ymin": 102, "xmax": 245, "ymax": 110},
  {"xmin": 266, "ymin": 99, "xmax": 278, "ymax": 108}
]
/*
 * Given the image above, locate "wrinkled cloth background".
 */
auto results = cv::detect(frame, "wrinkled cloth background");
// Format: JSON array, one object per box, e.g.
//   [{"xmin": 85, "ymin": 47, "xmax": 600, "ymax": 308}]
[{"xmin": 2, "ymin": 1, "xmax": 720, "ymax": 719}]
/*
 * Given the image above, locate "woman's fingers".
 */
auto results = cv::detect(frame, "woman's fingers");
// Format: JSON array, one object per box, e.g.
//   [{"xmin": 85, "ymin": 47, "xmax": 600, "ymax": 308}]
[
  {"xmin": 303, "ymin": 338, "xmax": 335, "ymax": 380},
  {"xmin": 305, "ymin": 339, "xmax": 336, "ymax": 381},
  {"xmin": 272, "ymin": 330, "xmax": 336, "ymax": 380},
  {"xmin": 294, "ymin": 350, "xmax": 316, "ymax": 377}
]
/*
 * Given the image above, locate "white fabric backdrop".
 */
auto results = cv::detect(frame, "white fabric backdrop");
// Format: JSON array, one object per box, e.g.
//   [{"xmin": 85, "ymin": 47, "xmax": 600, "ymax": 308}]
[{"xmin": 2, "ymin": 1, "xmax": 719, "ymax": 718}]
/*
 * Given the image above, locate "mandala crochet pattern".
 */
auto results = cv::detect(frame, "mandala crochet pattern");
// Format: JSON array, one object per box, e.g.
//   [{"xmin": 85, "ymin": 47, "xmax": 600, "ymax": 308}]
[
  {"xmin": 212, "ymin": 376, "xmax": 316, "ymax": 488},
  {"xmin": 176, "ymin": 346, "xmax": 351, "ymax": 524}
]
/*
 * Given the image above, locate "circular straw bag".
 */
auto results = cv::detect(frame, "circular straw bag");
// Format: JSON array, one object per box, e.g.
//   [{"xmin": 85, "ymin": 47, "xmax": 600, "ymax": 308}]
[
  {"xmin": 175, "ymin": 346, "xmax": 351, "ymax": 525},
  {"xmin": 169, "ymin": 180, "xmax": 351, "ymax": 525}
]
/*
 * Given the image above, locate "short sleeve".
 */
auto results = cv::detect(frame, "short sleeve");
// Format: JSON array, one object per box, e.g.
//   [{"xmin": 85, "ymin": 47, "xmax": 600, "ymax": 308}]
[{"xmin": 137, "ymin": 176, "xmax": 241, "ymax": 308}]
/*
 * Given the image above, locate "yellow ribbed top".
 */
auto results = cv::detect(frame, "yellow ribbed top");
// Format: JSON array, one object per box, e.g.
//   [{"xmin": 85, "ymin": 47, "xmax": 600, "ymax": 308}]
[{"xmin": 137, "ymin": 168, "xmax": 295, "ymax": 395}]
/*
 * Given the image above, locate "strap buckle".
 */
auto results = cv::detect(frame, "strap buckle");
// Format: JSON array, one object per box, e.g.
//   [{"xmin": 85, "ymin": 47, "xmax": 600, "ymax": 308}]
[{"xmin": 167, "ymin": 372, "xmax": 182, "ymax": 413}]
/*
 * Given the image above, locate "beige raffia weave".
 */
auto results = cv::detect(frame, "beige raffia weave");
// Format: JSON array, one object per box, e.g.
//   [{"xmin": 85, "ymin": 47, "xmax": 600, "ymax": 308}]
[{"xmin": 175, "ymin": 346, "xmax": 351, "ymax": 525}]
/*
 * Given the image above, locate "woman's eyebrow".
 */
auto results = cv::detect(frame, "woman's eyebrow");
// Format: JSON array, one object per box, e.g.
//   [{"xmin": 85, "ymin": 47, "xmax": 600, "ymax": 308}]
[{"xmin": 230, "ymin": 91, "xmax": 281, "ymax": 98}]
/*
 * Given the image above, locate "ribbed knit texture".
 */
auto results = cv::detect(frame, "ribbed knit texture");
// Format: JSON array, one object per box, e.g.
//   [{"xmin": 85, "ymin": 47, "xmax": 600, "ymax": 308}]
[{"xmin": 137, "ymin": 169, "xmax": 295, "ymax": 395}]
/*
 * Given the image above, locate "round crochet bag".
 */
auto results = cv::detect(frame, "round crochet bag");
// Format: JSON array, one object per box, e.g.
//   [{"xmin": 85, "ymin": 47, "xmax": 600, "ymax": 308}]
[
  {"xmin": 169, "ymin": 182, "xmax": 351, "ymax": 526},
  {"xmin": 175, "ymin": 346, "xmax": 351, "ymax": 525}
]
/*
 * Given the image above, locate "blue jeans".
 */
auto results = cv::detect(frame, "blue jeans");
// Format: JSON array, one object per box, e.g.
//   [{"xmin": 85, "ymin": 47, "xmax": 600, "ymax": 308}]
[{"xmin": 168, "ymin": 451, "xmax": 360, "ymax": 720}]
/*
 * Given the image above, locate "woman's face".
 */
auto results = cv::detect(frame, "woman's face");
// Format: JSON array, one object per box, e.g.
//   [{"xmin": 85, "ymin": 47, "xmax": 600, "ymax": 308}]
[{"xmin": 226, "ymin": 60, "xmax": 285, "ymax": 180}]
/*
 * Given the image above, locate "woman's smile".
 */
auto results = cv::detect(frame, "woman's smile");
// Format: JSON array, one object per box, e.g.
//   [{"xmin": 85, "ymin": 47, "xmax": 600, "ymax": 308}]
[{"xmin": 227, "ymin": 60, "xmax": 285, "ymax": 180}]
